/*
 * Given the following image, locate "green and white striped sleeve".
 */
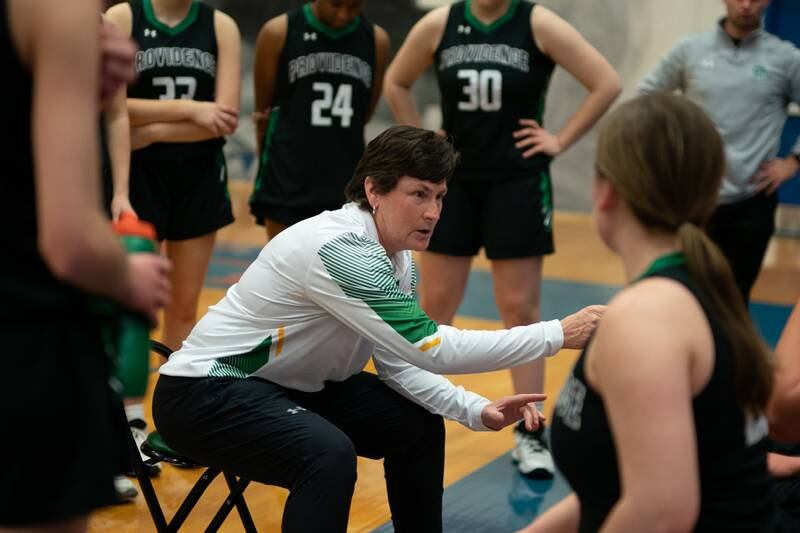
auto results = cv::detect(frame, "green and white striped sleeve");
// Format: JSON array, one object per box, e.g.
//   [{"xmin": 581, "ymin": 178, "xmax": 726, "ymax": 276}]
[{"xmin": 308, "ymin": 233, "xmax": 563, "ymax": 375}]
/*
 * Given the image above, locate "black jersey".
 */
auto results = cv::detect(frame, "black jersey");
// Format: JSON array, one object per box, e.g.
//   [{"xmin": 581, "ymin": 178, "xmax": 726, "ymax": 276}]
[
  {"xmin": 251, "ymin": 4, "xmax": 375, "ymax": 212},
  {"xmin": 128, "ymin": 0, "xmax": 222, "ymax": 160},
  {"xmin": 551, "ymin": 262, "xmax": 776, "ymax": 532},
  {"xmin": 0, "ymin": 0, "xmax": 94, "ymax": 319},
  {"xmin": 435, "ymin": 0, "xmax": 554, "ymax": 180}
]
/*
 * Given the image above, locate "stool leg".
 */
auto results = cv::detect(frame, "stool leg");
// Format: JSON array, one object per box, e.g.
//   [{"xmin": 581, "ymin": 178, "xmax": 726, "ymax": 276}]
[
  {"xmin": 127, "ymin": 428, "xmax": 168, "ymax": 532},
  {"xmin": 225, "ymin": 473, "xmax": 257, "ymax": 533},
  {"xmin": 205, "ymin": 475, "xmax": 252, "ymax": 533},
  {"xmin": 169, "ymin": 467, "xmax": 221, "ymax": 531}
]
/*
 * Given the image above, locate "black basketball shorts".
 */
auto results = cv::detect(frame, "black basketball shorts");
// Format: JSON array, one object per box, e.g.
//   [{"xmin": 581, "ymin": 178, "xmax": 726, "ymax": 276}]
[
  {"xmin": 427, "ymin": 169, "xmax": 555, "ymax": 260},
  {"xmin": 129, "ymin": 147, "xmax": 234, "ymax": 241}
]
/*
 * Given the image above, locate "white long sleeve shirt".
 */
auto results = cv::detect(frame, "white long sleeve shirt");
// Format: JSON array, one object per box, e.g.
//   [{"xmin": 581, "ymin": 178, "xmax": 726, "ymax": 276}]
[{"xmin": 160, "ymin": 203, "xmax": 564, "ymax": 430}]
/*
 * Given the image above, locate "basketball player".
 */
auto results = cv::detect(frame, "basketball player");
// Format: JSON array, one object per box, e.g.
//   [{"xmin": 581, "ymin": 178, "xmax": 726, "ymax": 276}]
[
  {"xmin": 384, "ymin": 0, "xmax": 621, "ymax": 478},
  {"xmin": 1, "ymin": 0, "xmax": 169, "ymax": 529},
  {"xmin": 105, "ymin": 0, "xmax": 241, "ymax": 472},
  {"xmin": 250, "ymin": 0, "xmax": 390, "ymax": 239}
]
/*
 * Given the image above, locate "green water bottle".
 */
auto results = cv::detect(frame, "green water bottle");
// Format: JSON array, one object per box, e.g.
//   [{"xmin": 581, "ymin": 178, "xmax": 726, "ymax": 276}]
[{"xmin": 113, "ymin": 211, "xmax": 158, "ymax": 397}]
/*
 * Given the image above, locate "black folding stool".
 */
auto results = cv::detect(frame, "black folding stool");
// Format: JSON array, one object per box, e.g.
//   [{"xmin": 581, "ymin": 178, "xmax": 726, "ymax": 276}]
[{"xmin": 126, "ymin": 339, "xmax": 258, "ymax": 532}]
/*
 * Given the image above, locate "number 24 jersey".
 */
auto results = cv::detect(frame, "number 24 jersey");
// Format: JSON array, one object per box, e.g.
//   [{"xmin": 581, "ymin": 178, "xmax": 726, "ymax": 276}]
[{"xmin": 253, "ymin": 5, "xmax": 376, "ymax": 211}]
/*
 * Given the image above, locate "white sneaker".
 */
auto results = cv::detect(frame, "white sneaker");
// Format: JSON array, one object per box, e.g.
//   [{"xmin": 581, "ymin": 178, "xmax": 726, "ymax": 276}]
[
  {"xmin": 511, "ymin": 424, "xmax": 554, "ymax": 479},
  {"xmin": 114, "ymin": 475, "xmax": 138, "ymax": 503},
  {"xmin": 129, "ymin": 420, "xmax": 161, "ymax": 476}
]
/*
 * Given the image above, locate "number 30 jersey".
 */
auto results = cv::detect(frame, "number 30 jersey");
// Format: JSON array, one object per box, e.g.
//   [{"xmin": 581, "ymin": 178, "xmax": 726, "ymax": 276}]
[
  {"xmin": 436, "ymin": 0, "xmax": 554, "ymax": 180},
  {"xmin": 128, "ymin": 0, "xmax": 222, "ymax": 159},
  {"xmin": 252, "ymin": 5, "xmax": 375, "ymax": 212}
]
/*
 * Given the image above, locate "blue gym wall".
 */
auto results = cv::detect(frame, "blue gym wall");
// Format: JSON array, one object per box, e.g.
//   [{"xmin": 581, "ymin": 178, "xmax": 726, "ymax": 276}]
[{"xmin": 766, "ymin": 0, "xmax": 800, "ymax": 205}]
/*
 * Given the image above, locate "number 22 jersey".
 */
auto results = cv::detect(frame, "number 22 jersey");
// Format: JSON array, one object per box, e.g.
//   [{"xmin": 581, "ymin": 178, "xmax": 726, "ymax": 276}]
[
  {"xmin": 251, "ymin": 5, "xmax": 376, "ymax": 213},
  {"xmin": 435, "ymin": 0, "xmax": 554, "ymax": 180}
]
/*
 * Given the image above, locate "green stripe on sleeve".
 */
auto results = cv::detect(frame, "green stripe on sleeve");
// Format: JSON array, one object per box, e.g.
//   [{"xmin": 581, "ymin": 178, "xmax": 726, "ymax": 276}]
[{"xmin": 318, "ymin": 234, "xmax": 438, "ymax": 344}]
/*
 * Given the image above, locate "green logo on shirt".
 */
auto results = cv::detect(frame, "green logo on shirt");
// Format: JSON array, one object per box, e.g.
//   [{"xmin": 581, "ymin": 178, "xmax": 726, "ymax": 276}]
[{"xmin": 753, "ymin": 65, "xmax": 768, "ymax": 80}]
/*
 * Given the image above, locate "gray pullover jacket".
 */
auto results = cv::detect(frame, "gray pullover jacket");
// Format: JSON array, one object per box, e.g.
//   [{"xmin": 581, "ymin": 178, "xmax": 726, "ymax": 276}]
[{"xmin": 639, "ymin": 20, "xmax": 800, "ymax": 204}]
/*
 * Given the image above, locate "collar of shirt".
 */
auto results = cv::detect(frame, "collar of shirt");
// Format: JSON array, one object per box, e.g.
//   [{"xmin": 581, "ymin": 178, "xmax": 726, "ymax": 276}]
[
  {"xmin": 342, "ymin": 202, "xmax": 410, "ymax": 274},
  {"xmin": 716, "ymin": 16, "xmax": 763, "ymax": 48}
]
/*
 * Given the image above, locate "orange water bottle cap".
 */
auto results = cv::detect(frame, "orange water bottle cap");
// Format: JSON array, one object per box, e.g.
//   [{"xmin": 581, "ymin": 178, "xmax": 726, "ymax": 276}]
[{"xmin": 113, "ymin": 211, "xmax": 156, "ymax": 240}]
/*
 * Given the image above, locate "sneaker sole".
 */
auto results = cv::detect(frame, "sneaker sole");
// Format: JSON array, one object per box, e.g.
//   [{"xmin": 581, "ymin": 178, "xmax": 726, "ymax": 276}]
[
  {"xmin": 113, "ymin": 493, "xmax": 138, "ymax": 504},
  {"xmin": 510, "ymin": 449, "xmax": 555, "ymax": 479}
]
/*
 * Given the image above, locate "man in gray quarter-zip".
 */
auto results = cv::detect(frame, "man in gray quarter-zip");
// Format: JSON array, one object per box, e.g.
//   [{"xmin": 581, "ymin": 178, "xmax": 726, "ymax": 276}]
[{"xmin": 638, "ymin": 0, "xmax": 800, "ymax": 304}]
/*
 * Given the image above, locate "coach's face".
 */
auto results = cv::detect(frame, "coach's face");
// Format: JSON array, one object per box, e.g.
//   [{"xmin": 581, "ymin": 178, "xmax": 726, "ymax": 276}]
[{"xmin": 365, "ymin": 176, "xmax": 447, "ymax": 255}]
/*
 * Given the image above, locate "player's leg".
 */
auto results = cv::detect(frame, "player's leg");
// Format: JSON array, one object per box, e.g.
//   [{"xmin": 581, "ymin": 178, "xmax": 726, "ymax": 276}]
[
  {"xmin": 484, "ymin": 171, "xmax": 555, "ymax": 478},
  {"xmin": 419, "ymin": 178, "xmax": 481, "ymax": 325}
]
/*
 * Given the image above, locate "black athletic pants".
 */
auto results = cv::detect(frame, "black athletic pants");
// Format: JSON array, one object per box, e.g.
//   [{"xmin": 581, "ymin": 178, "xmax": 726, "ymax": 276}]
[
  {"xmin": 706, "ymin": 191, "xmax": 778, "ymax": 305},
  {"xmin": 153, "ymin": 372, "xmax": 445, "ymax": 533}
]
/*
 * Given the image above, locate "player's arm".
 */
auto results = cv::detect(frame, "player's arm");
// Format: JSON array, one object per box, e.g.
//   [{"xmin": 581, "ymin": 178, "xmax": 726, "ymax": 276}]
[
  {"xmin": 383, "ymin": 7, "xmax": 448, "ymax": 128},
  {"xmin": 365, "ymin": 24, "xmax": 390, "ymax": 122},
  {"xmin": 130, "ymin": 10, "xmax": 241, "ymax": 147},
  {"xmin": 518, "ymin": 6, "xmax": 621, "ymax": 158},
  {"xmin": 751, "ymin": 48, "xmax": 800, "ymax": 194},
  {"xmin": 769, "ymin": 299, "xmax": 800, "ymax": 442},
  {"xmin": 252, "ymin": 14, "xmax": 287, "ymax": 154},
  {"xmin": 24, "ymin": 0, "xmax": 169, "ymax": 320},
  {"xmin": 104, "ymin": 85, "xmax": 135, "ymax": 221},
  {"xmin": 31, "ymin": 0, "xmax": 128, "ymax": 291}
]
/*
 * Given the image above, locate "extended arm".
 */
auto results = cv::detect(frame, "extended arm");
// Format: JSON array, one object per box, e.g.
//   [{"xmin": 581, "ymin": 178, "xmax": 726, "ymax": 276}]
[
  {"xmin": 304, "ymin": 235, "xmax": 606, "ymax": 378},
  {"xmin": 374, "ymin": 350, "xmax": 545, "ymax": 431}
]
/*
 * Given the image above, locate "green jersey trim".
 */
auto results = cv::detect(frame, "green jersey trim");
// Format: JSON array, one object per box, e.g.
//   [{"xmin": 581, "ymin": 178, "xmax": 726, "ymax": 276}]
[
  {"xmin": 464, "ymin": 0, "xmax": 521, "ymax": 34},
  {"xmin": 302, "ymin": 3, "xmax": 361, "ymax": 40},
  {"xmin": 208, "ymin": 335, "xmax": 273, "ymax": 378},
  {"xmin": 535, "ymin": 72, "xmax": 551, "ymax": 123},
  {"xmin": 252, "ymin": 108, "xmax": 281, "ymax": 196},
  {"xmin": 539, "ymin": 169, "xmax": 553, "ymax": 232},
  {"xmin": 318, "ymin": 233, "xmax": 438, "ymax": 344},
  {"xmin": 143, "ymin": 0, "xmax": 200, "ymax": 37},
  {"xmin": 635, "ymin": 251, "xmax": 687, "ymax": 282}
]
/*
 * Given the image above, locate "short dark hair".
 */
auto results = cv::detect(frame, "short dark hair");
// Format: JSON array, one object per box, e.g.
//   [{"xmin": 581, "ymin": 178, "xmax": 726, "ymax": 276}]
[{"xmin": 344, "ymin": 125, "xmax": 460, "ymax": 210}]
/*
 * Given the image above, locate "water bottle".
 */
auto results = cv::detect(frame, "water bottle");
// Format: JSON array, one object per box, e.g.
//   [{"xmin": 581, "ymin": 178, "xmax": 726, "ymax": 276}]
[{"xmin": 112, "ymin": 211, "xmax": 157, "ymax": 397}]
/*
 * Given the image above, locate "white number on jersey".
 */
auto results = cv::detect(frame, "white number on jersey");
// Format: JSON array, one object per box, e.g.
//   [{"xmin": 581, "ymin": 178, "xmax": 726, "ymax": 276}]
[
  {"xmin": 311, "ymin": 82, "xmax": 354, "ymax": 127},
  {"xmin": 457, "ymin": 69, "xmax": 502, "ymax": 112},
  {"xmin": 152, "ymin": 76, "xmax": 198, "ymax": 100}
]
